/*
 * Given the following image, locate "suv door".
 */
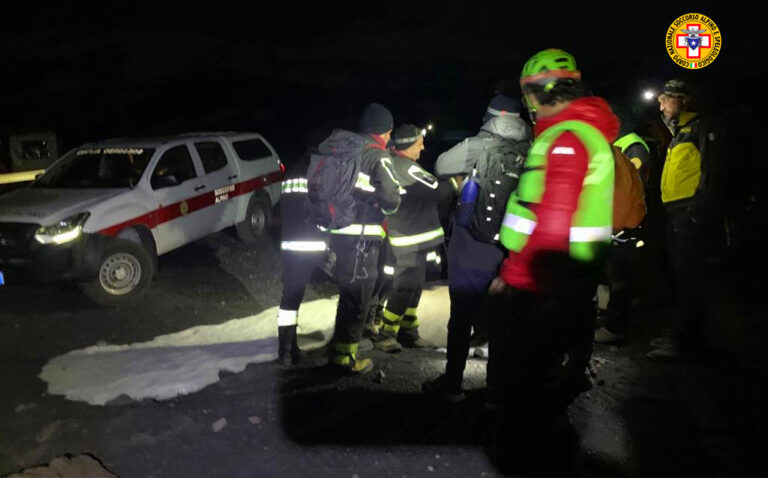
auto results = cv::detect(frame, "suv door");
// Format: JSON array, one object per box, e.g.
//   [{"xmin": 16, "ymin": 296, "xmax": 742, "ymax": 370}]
[
  {"xmin": 228, "ymin": 136, "xmax": 280, "ymax": 211},
  {"xmin": 150, "ymin": 144, "xmax": 208, "ymax": 254},
  {"xmin": 192, "ymin": 140, "xmax": 237, "ymax": 231}
]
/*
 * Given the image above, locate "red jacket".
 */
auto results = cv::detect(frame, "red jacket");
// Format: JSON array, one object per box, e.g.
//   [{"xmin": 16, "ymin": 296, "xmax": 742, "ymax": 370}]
[{"xmin": 499, "ymin": 97, "xmax": 619, "ymax": 291}]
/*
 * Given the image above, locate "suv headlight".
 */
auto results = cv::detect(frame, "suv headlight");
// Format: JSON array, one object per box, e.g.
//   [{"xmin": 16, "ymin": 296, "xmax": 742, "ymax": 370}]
[{"xmin": 34, "ymin": 212, "xmax": 90, "ymax": 245}]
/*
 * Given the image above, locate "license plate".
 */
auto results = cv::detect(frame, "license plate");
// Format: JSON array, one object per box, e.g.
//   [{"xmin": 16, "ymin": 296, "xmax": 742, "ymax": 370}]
[{"xmin": 0, "ymin": 271, "xmax": 5, "ymax": 286}]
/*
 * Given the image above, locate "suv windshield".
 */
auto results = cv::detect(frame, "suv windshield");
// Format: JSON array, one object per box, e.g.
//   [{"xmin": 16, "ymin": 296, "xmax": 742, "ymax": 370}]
[{"xmin": 34, "ymin": 147, "xmax": 155, "ymax": 189}]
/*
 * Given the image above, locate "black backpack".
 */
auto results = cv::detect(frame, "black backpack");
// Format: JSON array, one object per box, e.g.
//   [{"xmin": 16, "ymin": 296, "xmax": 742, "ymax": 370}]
[
  {"xmin": 468, "ymin": 138, "xmax": 528, "ymax": 243},
  {"xmin": 305, "ymin": 129, "xmax": 367, "ymax": 230}
]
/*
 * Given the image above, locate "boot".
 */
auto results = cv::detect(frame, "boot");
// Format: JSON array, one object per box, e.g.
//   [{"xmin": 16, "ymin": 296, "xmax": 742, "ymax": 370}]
[
  {"xmin": 397, "ymin": 327, "xmax": 435, "ymax": 349},
  {"xmin": 277, "ymin": 325, "xmax": 300, "ymax": 367}
]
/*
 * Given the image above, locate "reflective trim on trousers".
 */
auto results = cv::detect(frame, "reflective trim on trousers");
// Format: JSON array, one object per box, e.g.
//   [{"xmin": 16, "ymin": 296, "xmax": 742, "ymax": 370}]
[
  {"xmin": 381, "ymin": 308, "xmax": 402, "ymax": 334},
  {"xmin": 277, "ymin": 309, "xmax": 298, "ymax": 326},
  {"xmin": 383, "ymin": 265, "xmax": 395, "ymax": 276},
  {"xmin": 330, "ymin": 224, "xmax": 385, "ymax": 237},
  {"xmin": 280, "ymin": 240, "xmax": 328, "ymax": 252},
  {"xmin": 388, "ymin": 227, "xmax": 444, "ymax": 247}
]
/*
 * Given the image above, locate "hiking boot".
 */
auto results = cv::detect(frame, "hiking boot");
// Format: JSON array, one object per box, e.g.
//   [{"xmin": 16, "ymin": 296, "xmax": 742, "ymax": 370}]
[
  {"xmin": 422, "ymin": 374, "xmax": 465, "ymax": 402},
  {"xmin": 646, "ymin": 343, "xmax": 681, "ymax": 362},
  {"xmin": 330, "ymin": 357, "xmax": 375, "ymax": 375},
  {"xmin": 593, "ymin": 327, "xmax": 626, "ymax": 345},
  {"xmin": 362, "ymin": 320, "xmax": 381, "ymax": 339},
  {"xmin": 399, "ymin": 336, "xmax": 436, "ymax": 349},
  {"xmin": 277, "ymin": 325, "xmax": 300, "ymax": 367},
  {"xmin": 358, "ymin": 337, "xmax": 374, "ymax": 352},
  {"xmin": 374, "ymin": 337, "xmax": 404, "ymax": 353}
]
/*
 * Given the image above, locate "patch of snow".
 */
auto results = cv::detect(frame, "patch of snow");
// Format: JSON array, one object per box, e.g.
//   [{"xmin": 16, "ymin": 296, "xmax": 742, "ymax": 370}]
[{"xmin": 39, "ymin": 287, "xmax": 451, "ymax": 406}]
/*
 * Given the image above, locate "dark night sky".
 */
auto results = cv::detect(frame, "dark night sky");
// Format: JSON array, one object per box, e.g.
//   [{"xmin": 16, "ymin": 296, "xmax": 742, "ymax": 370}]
[{"xmin": 0, "ymin": 2, "xmax": 762, "ymax": 161}]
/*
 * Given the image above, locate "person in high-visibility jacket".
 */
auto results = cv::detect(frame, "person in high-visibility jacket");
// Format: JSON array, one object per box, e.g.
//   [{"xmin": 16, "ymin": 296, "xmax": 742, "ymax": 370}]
[
  {"xmin": 373, "ymin": 124, "xmax": 454, "ymax": 353},
  {"xmin": 488, "ymin": 49, "xmax": 617, "ymax": 434},
  {"xmin": 594, "ymin": 104, "xmax": 652, "ymax": 345},
  {"xmin": 327, "ymin": 103, "xmax": 402, "ymax": 375},
  {"xmin": 647, "ymin": 79, "xmax": 723, "ymax": 361},
  {"xmin": 276, "ymin": 145, "xmax": 330, "ymax": 366}
]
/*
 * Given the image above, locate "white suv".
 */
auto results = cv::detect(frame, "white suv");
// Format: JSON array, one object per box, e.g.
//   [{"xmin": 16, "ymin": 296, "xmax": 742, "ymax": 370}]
[{"xmin": 0, "ymin": 132, "xmax": 284, "ymax": 306}]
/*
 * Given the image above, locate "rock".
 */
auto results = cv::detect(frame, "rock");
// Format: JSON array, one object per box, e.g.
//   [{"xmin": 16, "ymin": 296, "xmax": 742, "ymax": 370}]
[
  {"xmin": 14, "ymin": 403, "xmax": 36, "ymax": 413},
  {"xmin": 248, "ymin": 416, "xmax": 262, "ymax": 425},
  {"xmin": 96, "ymin": 341, "xmax": 107, "ymax": 347},
  {"xmin": 597, "ymin": 379, "xmax": 606, "ymax": 386},
  {"xmin": 212, "ymin": 418, "xmax": 227, "ymax": 432},
  {"xmin": 427, "ymin": 466, "xmax": 435, "ymax": 472},
  {"xmin": 9, "ymin": 454, "xmax": 117, "ymax": 477}
]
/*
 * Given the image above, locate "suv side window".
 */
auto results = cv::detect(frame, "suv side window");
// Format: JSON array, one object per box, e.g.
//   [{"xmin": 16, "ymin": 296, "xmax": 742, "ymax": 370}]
[
  {"xmin": 151, "ymin": 145, "xmax": 197, "ymax": 189},
  {"xmin": 195, "ymin": 141, "xmax": 229, "ymax": 174},
  {"xmin": 232, "ymin": 138, "xmax": 273, "ymax": 161}
]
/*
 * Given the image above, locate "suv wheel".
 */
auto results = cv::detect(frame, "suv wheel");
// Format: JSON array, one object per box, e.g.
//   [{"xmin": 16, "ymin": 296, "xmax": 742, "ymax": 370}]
[
  {"xmin": 80, "ymin": 239, "xmax": 154, "ymax": 307},
  {"xmin": 236, "ymin": 195, "xmax": 271, "ymax": 243}
]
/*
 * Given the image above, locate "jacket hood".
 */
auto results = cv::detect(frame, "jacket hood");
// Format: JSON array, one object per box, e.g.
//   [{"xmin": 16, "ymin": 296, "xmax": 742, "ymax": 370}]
[
  {"xmin": 480, "ymin": 114, "xmax": 532, "ymax": 143},
  {"xmin": 535, "ymin": 97, "xmax": 619, "ymax": 143}
]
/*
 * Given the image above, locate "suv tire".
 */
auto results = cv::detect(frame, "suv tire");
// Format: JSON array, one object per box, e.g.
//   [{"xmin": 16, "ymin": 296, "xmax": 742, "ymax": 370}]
[
  {"xmin": 80, "ymin": 239, "xmax": 154, "ymax": 307},
  {"xmin": 236, "ymin": 194, "xmax": 271, "ymax": 243}
]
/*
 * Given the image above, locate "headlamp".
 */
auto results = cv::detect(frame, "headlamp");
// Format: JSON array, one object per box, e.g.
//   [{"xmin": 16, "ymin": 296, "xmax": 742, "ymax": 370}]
[{"xmin": 34, "ymin": 212, "xmax": 90, "ymax": 245}]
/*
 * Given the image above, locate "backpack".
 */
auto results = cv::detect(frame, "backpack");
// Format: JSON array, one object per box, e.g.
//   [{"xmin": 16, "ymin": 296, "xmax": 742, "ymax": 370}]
[
  {"xmin": 612, "ymin": 145, "xmax": 646, "ymax": 231},
  {"xmin": 465, "ymin": 139, "xmax": 528, "ymax": 243},
  {"xmin": 305, "ymin": 130, "xmax": 367, "ymax": 230}
]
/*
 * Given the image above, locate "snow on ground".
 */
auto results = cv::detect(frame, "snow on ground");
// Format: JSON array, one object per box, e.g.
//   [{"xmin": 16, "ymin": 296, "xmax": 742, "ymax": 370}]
[{"xmin": 40, "ymin": 286, "xmax": 451, "ymax": 406}]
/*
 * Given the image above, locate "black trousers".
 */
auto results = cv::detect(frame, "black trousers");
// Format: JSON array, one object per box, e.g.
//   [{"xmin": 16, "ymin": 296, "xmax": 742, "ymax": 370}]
[
  {"xmin": 279, "ymin": 249, "xmax": 327, "ymax": 311},
  {"xmin": 603, "ymin": 239, "xmax": 642, "ymax": 335},
  {"xmin": 330, "ymin": 235, "xmax": 381, "ymax": 346},
  {"xmin": 445, "ymin": 263, "xmax": 497, "ymax": 384},
  {"xmin": 665, "ymin": 207, "xmax": 707, "ymax": 343},
  {"xmin": 385, "ymin": 252, "xmax": 426, "ymax": 316},
  {"xmin": 492, "ymin": 258, "xmax": 599, "ymax": 417}
]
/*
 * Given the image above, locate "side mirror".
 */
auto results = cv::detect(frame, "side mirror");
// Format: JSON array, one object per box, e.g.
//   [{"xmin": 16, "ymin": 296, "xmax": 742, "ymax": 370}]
[{"xmin": 151, "ymin": 174, "xmax": 181, "ymax": 190}]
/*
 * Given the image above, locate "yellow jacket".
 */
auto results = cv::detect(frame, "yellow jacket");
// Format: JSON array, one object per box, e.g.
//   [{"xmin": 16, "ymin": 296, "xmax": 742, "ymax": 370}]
[{"xmin": 661, "ymin": 112, "xmax": 704, "ymax": 204}]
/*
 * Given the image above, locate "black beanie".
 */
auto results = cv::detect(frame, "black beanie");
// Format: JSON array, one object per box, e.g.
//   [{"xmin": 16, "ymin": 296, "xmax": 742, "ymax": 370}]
[
  {"xmin": 392, "ymin": 124, "xmax": 422, "ymax": 150},
  {"xmin": 359, "ymin": 102, "xmax": 394, "ymax": 135}
]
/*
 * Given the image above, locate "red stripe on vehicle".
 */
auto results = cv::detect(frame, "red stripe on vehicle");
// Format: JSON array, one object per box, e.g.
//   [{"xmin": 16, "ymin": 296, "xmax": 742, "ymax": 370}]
[{"xmin": 98, "ymin": 170, "xmax": 284, "ymax": 236}]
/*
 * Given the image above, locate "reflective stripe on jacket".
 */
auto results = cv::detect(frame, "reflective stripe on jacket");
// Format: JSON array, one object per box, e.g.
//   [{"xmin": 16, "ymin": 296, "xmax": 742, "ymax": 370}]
[{"xmin": 499, "ymin": 120, "xmax": 614, "ymax": 263}]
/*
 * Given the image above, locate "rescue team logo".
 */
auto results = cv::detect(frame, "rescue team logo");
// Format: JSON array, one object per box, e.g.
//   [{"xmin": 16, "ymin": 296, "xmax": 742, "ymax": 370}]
[
  {"xmin": 180, "ymin": 201, "xmax": 189, "ymax": 215},
  {"xmin": 666, "ymin": 13, "xmax": 722, "ymax": 69}
]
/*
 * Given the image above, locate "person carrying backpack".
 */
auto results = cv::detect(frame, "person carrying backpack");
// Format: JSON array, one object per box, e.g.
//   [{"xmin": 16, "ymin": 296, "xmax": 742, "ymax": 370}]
[
  {"xmin": 422, "ymin": 94, "xmax": 531, "ymax": 402},
  {"xmin": 593, "ymin": 104, "xmax": 651, "ymax": 345},
  {"xmin": 372, "ymin": 124, "xmax": 455, "ymax": 353},
  {"xmin": 309, "ymin": 102, "xmax": 402, "ymax": 375}
]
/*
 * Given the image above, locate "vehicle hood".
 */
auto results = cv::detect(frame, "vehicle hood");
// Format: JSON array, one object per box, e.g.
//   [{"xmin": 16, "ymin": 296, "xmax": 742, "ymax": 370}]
[{"xmin": 0, "ymin": 188, "xmax": 126, "ymax": 226}]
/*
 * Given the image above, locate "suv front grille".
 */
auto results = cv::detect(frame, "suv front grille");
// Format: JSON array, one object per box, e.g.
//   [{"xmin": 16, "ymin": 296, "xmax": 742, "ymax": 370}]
[{"xmin": 0, "ymin": 222, "xmax": 40, "ymax": 256}]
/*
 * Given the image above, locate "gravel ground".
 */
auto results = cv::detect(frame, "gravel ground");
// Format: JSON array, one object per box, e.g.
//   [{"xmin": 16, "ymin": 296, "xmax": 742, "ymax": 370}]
[{"xmin": 1, "ymin": 227, "xmax": 765, "ymax": 477}]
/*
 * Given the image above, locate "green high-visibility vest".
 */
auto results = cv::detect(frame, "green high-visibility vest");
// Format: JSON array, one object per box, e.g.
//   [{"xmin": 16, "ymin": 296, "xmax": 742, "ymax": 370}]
[
  {"xmin": 499, "ymin": 120, "xmax": 614, "ymax": 262},
  {"xmin": 613, "ymin": 132, "xmax": 649, "ymax": 154}
]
